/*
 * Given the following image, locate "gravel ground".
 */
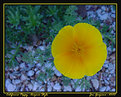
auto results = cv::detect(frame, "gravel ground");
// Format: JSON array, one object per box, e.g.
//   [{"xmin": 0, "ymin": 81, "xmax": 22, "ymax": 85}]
[{"xmin": 5, "ymin": 5, "xmax": 116, "ymax": 92}]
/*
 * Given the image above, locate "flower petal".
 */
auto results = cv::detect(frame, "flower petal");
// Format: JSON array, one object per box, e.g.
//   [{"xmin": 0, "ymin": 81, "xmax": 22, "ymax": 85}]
[
  {"xmin": 73, "ymin": 23, "xmax": 103, "ymax": 45},
  {"xmin": 51, "ymin": 25, "xmax": 74, "ymax": 57},
  {"xmin": 54, "ymin": 51, "xmax": 85, "ymax": 79},
  {"xmin": 84, "ymin": 43, "xmax": 107, "ymax": 76}
]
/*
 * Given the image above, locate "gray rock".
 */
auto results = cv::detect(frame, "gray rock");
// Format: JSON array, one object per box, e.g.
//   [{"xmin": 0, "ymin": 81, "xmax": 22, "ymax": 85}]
[
  {"xmin": 104, "ymin": 80, "xmax": 109, "ymax": 85},
  {"xmin": 110, "ymin": 69, "xmax": 115, "ymax": 74},
  {"xmin": 47, "ymin": 85, "xmax": 52, "ymax": 92},
  {"xmin": 21, "ymin": 74, "xmax": 27, "ymax": 81},
  {"xmin": 14, "ymin": 66, "xmax": 19, "ymax": 71},
  {"xmin": 106, "ymin": 86, "xmax": 111, "ymax": 91},
  {"xmin": 64, "ymin": 86, "xmax": 72, "ymax": 91},
  {"xmin": 111, "ymin": 14, "xmax": 115, "ymax": 18},
  {"xmin": 52, "ymin": 66, "xmax": 56, "ymax": 71},
  {"xmin": 91, "ymin": 79, "xmax": 99, "ymax": 90},
  {"xmin": 27, "ymin": 70, "xmax": 34, "ymax": 77},
  {"xmin": 10, "ymin": 50, "xmax": 16, "ymax": 54},
  {"xmin": 53, "ymin": 83, "xmax": 61, "ymax": 91},
  {"xmin": 33, "ymin": 82, "xmax": 39, "ymax": 91},
  {"xmin": 45, "ymin": 62, "xmax": 52, "ymax": 68},
  {"xmin": 41, "ymin": 67, "xmax": 46, "ymax": 72},
  {"xmin": 6, "ymin": 83, "xmax": 16, "ymax": 91},
  {"xmin": 38, "ymin": 46, "xmax": 45, "ymax": 51},
  {"xmin": 111, "ymin": 88, "xmax": 115, "ymax": 92},
  {"xmin": 14, "ymin": 80, "xmax": 21, "ymax": 85},
  {"xmin": 39, "ymin": 87, "xmax": 45, "ymax": 92},
  {"xmin": 36, "ymin": 63, "xmax": 42, "ymax": 67},
  {"xmin": 54, "ymin": 69, "xmax": 62, "ymax": 77},
  {"xmin": 99, "ymin": 13, "xmax": 109, "ymax": 20},
  {"xmin": 20, "ymin": 63, "xmax": 26, "ymax": 69},
  {"xmin": 34, "ymin": 68, "xmax": 38, "ymax": 72},
  {"xmin": 28, "ymin": 83, "xmax": 33, "ymax": 91},
  {"xmin": 101, "ymin": 6, "xmax": 106, "ymax": 11},
  {"xmin": 100, "ymin": 87, "xmax": 106, "ymax": 92},
  {"xmin": 10, "ymin": 74, "xmax": 16, "ymax": 79},
  {"xmin": 103, "ymin": 63, "xmax": 108, "ymax": 68},
  {"xmin": 36, "ymin": 70, "xmax": 40, "ymax": 75},
  {"xmin": 75, "ymin": 86, "xmax": 81, "ymax": 91},
  {"xmin": 5, "ymin": 79, "xmax": 11, "ymax": 87},
  {"xmin": 73, "ymin": 79, "xmax": 78, "ymax": 83}
]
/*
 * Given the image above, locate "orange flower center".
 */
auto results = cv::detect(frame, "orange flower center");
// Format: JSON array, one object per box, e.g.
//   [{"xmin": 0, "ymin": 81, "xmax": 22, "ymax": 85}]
[{"xmin": 71, "ymin": 42, "xmax": 84, "ymax": 57}]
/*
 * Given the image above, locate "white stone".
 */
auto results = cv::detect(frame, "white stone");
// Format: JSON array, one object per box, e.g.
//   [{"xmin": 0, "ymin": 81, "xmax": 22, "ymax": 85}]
[
  {"xmin": 36, "ymin": 63, "xmax": 42, "ymax": 67},
  {"xmin": 47, "ymin": 85, "xmax": 52, "ymax": 92},
  {"xmin": 75, "ymin": 86, "xmax": 81, "ymax": 91},
  {"xmin": 110, "ymin": 69, "xmax": 115, "ymax": 74},
  {"xmin": 99, "ymin": 13, "xmax": 109, "ymax": 20},
  {"xmin": 97, "ymin": 9, "xmax": 101, "ymax": 15},
  {"xmin": 111, "ymin": 14, "xmax": 115, "ymax": 18},
  {"xmin": 39, "ymin": 87, "xmax": 45, "ymax": 92},
  {"xmin": 10, "ymin": 50, "xmax": 16, "ymax": 54},
  {"xmin": 45, "ymin": 62, "xmax": 52, "ymax": 68},
  {"xmin": 14, "ymin": 80, "xmax": 21, "ymax": 84},
  {"xmin": 54, "ymin": 69, "xmax": 62, "ymax": 77},
  {"xmin": 53, "ymin": 83, "xmax": 61, "ymax": 91},
  {"xmin": 101, "ymin": 6, "xmax": 106, "ymax": 11},
  {"xmin": 111, "ymin": 88, "xmax": 115, "ymax": 92},
  {"xmin": 106, "ymin": 86, "xmax": 111, "ymax": 91},
  {"xmin": 73, "ymin": 79, "xmax": 78, "ymax": 83},
  {"xmin": 64, "ymin": 86, "xmax": 72, "ymax": 91},
  {"xmin": 10, "ymin": 74, "xmax": 16, "ymax": 79},
  {"xmin": 103, "ymin": 63, "xmax": 108, "ymax": 68},
  {"xmin": 28, "ymin": 83, "xmax": 33, "ymax": 91},
  {"xmin": 5, "ymin": 79, "xmax": 11, "ymax": 87},
  {"xmin": 21, "ymin": 74, "xmax": 27, "ymax": 81},
  {"xmin": 20, "ymin": 63, "xmax": 26, "ymax": 69},
  {"xmin": 41, "ymin": 66, "xmax": 45, "ymax": 72},
  {"xmin": 27, "ymin": 46, "xmax": 33, "ymax": 51},
  {"xmin": 50, "ymin": 82, "xmax": 54, "ymax": 87},
  {"xmin": 27, "ymin": 70, "xmax": 34, "ymax": 77},
  {"xmin": 39, "ymin": 46, "xmax": 45, "ymax": 51},
  {"xmin": 34, "ymin": 68, "xmax": 38, "ymax": 72},
  {"xmin": 109, "ymin": 74, "xmax": 112, "ymax": 78},
  {"xmin": 36, "ymin": 70, "xmax": 40, "ymax": 75},
  {"xmin": 91, "ymin": 79, "xmax": 99, "ymax": 90},
  {"xmin": 104, "ymin": 80, "xmax": 109, "ymax": 85},
  {"xmin": 52, "ymin": 66, "xmax": 56, "ymax": 71},
  {"xmin": 6, "ymin": 83, "xmax": 16, "ymax": 91},
  {"xmin": 100, "ymin": 87, "xmax": 106, "ymax": 92},
  {"xmin": 14, "ymin": 66, "xmax": 19, "ymax": 71},
  {"xmin": 33, "ymin": 82, "xmax": 39, "ymax": 91}
]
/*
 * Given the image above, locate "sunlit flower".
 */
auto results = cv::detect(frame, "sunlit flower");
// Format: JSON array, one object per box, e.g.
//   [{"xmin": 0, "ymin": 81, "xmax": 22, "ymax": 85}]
[{"xmin": 51, "ymin": 23, "xmax": 107, "ymax": 79}]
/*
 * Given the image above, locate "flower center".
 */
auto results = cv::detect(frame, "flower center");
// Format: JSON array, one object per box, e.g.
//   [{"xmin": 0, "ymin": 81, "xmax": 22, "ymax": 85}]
[{"xmin": 71, "ymin": 42, "xmax": 83, "ymax": 56}]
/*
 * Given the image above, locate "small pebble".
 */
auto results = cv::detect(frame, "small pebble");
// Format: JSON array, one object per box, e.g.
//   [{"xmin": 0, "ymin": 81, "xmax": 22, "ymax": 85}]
[
  {"xmin": 100, "ymin": 87, "xmax": 106, "ymax": 92},
  {"xmin": 75, "ymin": 86, "xmax": 81, "ymax": 91},
  {"xmin": 33, "ymin": 82, "xmax": 39, "ymax": 91},
  {"xmin": 111, "ymin": 88, "xmax": 115, "ymax": 92},
  {"xmin": 106, "ymin": 86, "xmax": 111, "ymax": 91},
  {"xmin": 38, "ymin": 46, "xmax": 45, "ymax": 51},
  {"xmin": 14, "ymin": 79, "xmax": 21, "ymax": 85},
  {"xmin": 53, "ymin": 83, "xmax": 61, "ymax": 91},
  {"xmin": 27, "ymin": 70, "xmax": 34, "ymax": 77},
  {"xmin": 54, "ymin": 69, "xmax": 62, "ymax": 77},
  {"xmin": 28, "ymin": 83, "xmax": 33, "ymax": 91},
  {"xmin": 91, "ymin": 79, "xmax": 99, "ymax": 90},
  {"xmin": 64, "ymin": 86, "xmax": 72, "ymax": 91},
  {"xmin": 20, "ymin": 63, "xmax": 26, "ymax": 69},
  {"xmin": 36, "ymin": 63, "xmax": 42, "ymax": 67},
  {"xmin": 21, "ymin": 74, "xmax": 27, "ymax": 81}
]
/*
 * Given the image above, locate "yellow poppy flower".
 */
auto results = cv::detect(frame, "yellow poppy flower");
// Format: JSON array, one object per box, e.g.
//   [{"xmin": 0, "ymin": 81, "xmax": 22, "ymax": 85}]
[{"xmin": 51, "ymin": 23, "xmax": 107, "ymax": 79}]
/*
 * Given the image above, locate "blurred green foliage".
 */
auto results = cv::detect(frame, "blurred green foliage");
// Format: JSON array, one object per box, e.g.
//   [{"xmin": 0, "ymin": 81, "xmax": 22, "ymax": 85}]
[{"xmin": 5, "ymin": 5, "xmax": 115, "ymax": 91}]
